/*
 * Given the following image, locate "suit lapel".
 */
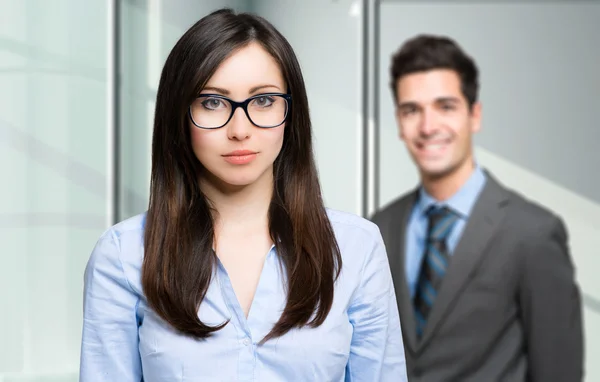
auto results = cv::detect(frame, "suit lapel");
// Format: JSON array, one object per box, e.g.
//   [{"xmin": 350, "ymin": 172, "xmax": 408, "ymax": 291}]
[
  {"xmin": 388, "ymin": 190, "xmax": 419, "ymax": 352},
  {"xmin": 416, "ymin": 174, "xmax": 509, "ymax": 352}
]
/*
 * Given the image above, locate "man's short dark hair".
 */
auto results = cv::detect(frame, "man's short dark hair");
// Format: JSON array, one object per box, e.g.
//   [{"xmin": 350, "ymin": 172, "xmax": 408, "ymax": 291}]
[{"xmin": 390, "ymin": 34, "xmax": 480, "ymax": 107}]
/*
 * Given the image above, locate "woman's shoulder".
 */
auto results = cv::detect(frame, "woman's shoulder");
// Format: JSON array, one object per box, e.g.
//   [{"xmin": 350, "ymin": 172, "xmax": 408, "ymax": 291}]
[
  {"xmin": 325, "ymin": 208, "xmax": 390, "ymax": 289},
  {"xmin": 87, "ymin": 212, "xmax": 147, "ymax": 289},
  {"xmin": 97, "ymin": 212, "xmax": 147, "ymax": 254},
  {"xmin": 325, "ymin": 208, "xmax": 385, "ymax": 262},
  {"xmin": 325, "ymin": 208, "xmax": 382, "ymax": 240},
  {"xmin": 109, "ymin": 211, "xmax": 148, "ymax": 237}
]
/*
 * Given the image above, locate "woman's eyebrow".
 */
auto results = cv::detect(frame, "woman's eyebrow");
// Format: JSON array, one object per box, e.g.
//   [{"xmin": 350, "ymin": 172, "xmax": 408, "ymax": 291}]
[
  {"xmin": 201, "ymin": 84, "xmax": 282, "ymax": 95},
  {"xmin": 201, "ymin": 86, "xmax": 229, "ymax": 95},
  {"xmin": 249, "ymin": 84, "xmax": 281, "ymax": 93}
]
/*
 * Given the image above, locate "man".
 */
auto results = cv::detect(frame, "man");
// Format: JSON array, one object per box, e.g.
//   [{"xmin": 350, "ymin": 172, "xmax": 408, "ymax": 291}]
[{"xmin": 371, "ymin": 34, "xmax": 584, "ymax": 381}]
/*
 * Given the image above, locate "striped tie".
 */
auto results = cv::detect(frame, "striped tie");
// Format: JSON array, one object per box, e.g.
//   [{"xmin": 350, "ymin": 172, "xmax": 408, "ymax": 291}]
[{"xmin": 414, "ymin": 205, "xmax": 459, "ymax": 339}]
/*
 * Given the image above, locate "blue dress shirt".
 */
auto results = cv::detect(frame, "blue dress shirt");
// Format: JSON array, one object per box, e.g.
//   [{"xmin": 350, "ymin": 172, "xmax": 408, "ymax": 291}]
[
  {"xmin": 405, "ymin": 166, "xmax": 487, "ymax": 298},
  {"xmin": 80, "ymin": 208, "xmax": 408, "ymax": 381}
]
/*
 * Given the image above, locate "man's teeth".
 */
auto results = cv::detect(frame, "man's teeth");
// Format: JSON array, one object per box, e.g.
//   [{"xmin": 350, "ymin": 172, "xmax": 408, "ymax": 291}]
[{"xmin": 422, "ymin": 142, "xmax": 446, "ymax": 150}]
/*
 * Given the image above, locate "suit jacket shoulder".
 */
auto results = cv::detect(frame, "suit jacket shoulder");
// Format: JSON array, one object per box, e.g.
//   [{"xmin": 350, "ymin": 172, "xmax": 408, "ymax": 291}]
[
  {"xmin": 479, "ymin": 173, "xmax": 571, "ymax": 276},
  {"xmin": 501, "ymin": 184, "xmax": 566, "ymax": 237},
  {"xmin": 370, "ymin": 190, "xmax": 417, "ymax": 226},
  {"xmin": 506, "ymin": 187, "xmax": 561, "ymax": 219}
]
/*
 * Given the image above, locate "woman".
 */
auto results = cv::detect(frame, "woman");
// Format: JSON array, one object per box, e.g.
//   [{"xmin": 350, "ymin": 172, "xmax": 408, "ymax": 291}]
[{"xmin": 80, "ymin": 8, "xmax": 407, "ymax": 382}]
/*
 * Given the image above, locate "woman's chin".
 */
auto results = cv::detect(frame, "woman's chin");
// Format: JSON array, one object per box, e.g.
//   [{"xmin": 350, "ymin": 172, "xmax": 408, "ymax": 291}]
[
  {"xmin": 208, "ymin": 173, "xmax": 263, "ymax": 192},
  {"xmin": 200, "ymin": 164, "xmax": 273, "ymax": 193}
]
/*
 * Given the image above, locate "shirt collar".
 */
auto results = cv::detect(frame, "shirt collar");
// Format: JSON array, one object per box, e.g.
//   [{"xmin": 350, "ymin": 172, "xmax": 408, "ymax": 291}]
[{"xmin": 416, "ymin": 165, "xmax": 486, "ymax": 219}]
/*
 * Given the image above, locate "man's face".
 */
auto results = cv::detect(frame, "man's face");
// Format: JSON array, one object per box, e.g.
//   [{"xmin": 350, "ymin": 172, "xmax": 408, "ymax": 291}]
[{"xmin": 395, "ymin": 69, "xmax": 481, "ymax": 180}]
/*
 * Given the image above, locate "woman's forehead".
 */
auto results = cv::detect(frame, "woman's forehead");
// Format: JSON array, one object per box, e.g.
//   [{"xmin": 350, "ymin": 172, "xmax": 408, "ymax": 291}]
[{"xmin": 203, "ymin": 42, "xmax": 285, "ymax": 98}]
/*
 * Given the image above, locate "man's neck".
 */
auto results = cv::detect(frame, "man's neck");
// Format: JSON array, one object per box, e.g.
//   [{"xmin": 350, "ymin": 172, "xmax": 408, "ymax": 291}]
[{"xmin": 421, "ymin": 161, "xmax": 476, "ymax": 201}]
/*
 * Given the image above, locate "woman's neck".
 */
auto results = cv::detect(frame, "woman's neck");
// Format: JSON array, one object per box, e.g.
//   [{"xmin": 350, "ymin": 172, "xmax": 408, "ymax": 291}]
[{"xmin": 201, "ymin": 170, "xmax": 273, "ymax": 239}]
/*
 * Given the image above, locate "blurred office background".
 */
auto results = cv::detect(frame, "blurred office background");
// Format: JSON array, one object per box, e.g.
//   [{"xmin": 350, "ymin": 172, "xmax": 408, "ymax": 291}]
[{"xmin": 0, "ymin": 0, "xmax": 598, "ymax": 380}]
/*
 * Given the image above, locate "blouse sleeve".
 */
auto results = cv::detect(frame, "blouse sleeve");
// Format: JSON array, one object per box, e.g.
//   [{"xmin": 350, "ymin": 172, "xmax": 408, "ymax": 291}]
[
  {"xmin": 345, "ymin": 230, "xmax": 408, "ymax": 381},
  {"xmin": 79, "ymin": 230, "xmax": 143, "ymax": 382}
]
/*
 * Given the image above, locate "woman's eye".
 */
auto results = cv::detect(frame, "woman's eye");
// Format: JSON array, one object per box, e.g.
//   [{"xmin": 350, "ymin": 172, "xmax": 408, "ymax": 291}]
[
  {"xmin": 201, "ymin": 98, "xmax": 224, "ymax": 110},
  {"xmin": 253, "ymin": 96, "xmax": 274, "ymax": 107}
]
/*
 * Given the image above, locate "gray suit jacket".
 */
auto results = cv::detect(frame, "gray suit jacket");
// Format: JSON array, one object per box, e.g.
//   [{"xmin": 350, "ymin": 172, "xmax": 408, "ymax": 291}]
[{"xmin": 371, "ymin": 172, "xmax": 583, "ymax": 382}]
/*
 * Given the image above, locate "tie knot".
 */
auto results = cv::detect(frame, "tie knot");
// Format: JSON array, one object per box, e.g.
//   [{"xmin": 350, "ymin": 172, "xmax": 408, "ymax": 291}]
[{"xmin": 426, "ymin": 205, "xmax": 458, "ymax": 241}]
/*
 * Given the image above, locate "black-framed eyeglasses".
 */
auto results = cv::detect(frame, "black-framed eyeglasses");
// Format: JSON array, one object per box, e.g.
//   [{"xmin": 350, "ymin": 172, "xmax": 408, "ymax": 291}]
[{"xmin": 189, "ymin": 93, "xmax": 292, "ymax": 129}]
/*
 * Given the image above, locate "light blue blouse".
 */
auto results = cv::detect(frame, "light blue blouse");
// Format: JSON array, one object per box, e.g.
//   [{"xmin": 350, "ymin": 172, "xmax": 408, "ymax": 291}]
[{"xmin": 79, "ymin": 208, "xmax": 408, "ymax": 381}]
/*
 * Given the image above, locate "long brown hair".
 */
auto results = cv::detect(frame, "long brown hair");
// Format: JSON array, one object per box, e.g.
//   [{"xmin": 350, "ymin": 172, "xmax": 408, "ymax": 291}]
[{"xmin": 142, "ymin": 8, "xmax": 342, "ymax": 343}]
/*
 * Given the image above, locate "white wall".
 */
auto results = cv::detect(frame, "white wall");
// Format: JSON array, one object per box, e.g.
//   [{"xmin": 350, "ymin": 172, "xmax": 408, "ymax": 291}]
[
  {"xmin": 377, "ymin": 2, "xmax": 600, "ymax": 381},
  {"xmin": 0, "ymin": 1, "xmax": 109, "ymax": 381}
]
